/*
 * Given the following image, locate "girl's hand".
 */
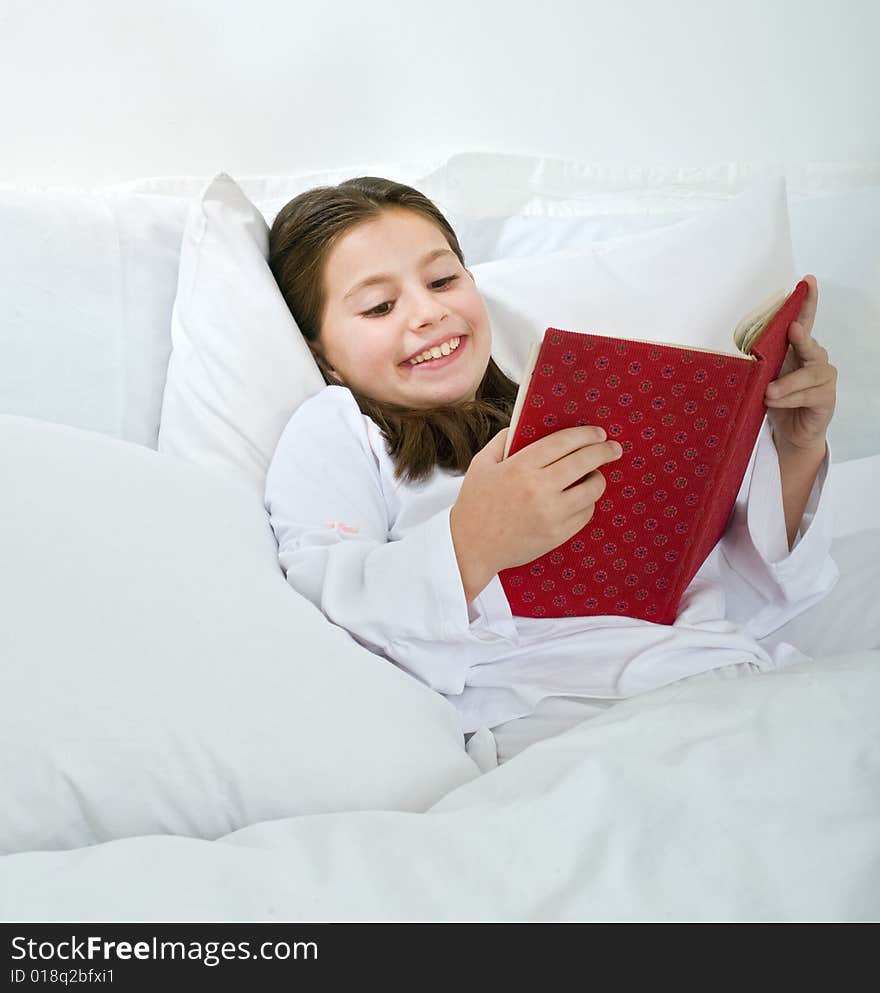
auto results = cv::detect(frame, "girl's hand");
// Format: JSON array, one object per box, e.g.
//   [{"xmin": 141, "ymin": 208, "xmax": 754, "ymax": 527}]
[
  {"xmin": 450, "ymin": 426, "xmax": 623, "ymax": 603},
  {"xmin": 764, "ymin": 274, "xmax": 837, "ymax": 454}
]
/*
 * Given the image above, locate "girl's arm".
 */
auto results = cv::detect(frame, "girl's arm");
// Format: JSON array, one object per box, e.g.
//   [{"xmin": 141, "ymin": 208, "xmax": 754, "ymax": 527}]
[
  {"xmin": 775, "ymin": 434, "xmax": 828, "ymax": 551},
  {"xmin": 714, "ymin": 418, "xmax": 838, "ymax": 640},
  {"xmin": 264, "ymin": 389, "xmax": 495, "ymax": 697}
]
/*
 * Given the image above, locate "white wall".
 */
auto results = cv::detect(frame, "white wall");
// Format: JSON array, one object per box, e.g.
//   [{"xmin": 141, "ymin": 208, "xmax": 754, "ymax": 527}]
[{"xmin": 1, "ymin": 0, "xmax": 877, "ymax": 187}]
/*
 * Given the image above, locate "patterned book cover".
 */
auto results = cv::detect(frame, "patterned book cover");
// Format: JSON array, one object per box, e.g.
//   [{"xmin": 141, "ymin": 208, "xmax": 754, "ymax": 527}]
[{"xmin": 497, "ymin": 280, "xmax": 809, "ymax": 623}]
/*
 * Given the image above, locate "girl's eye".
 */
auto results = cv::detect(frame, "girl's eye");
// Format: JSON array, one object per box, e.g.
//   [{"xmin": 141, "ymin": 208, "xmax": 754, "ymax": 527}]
[
  {"xmin": 362, "ymin": 275, "xmax": 458, "ymax": 317},
  {"xmin": 363, "ymin": 302, "xmax": 393, "ymax": 317}
]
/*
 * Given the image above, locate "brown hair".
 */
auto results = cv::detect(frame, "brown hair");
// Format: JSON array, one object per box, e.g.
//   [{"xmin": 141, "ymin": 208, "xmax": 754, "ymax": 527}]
[{"xmin": 268, "ymin": 176, "xmax": 519, "ymax": 484}]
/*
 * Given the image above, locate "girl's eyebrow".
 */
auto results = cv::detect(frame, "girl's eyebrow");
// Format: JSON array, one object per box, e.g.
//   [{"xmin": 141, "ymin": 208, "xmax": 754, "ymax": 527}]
[{"xmin": 343, "ymin": 248, "xmax": 455, "ymax": 300}]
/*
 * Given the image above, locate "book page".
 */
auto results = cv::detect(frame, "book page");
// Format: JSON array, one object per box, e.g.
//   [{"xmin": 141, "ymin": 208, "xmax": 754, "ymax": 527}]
[{"xmin": 733, "ymin": 288, "xmax": 788, "ymax": 354}]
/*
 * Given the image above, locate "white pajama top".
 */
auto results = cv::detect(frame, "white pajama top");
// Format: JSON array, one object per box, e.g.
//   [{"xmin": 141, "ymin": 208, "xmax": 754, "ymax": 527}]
[{"xmin": 264, "ymin": 385, "xmax": 838, "ymax": 734}]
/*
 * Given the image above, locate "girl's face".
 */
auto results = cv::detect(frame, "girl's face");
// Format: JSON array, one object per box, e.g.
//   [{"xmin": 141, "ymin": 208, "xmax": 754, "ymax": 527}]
[{"xmin": 316, "ymin": 208, "xmax": 492, "ymax": 409}]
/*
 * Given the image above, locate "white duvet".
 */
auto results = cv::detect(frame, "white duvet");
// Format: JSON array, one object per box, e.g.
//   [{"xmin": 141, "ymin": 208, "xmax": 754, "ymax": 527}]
[
  {"xmin": 2, "ymin": 648, "xmax": 878, "ymax": 923},
  {"xmin": 3, "ymin": 456, "xmax": 879, "ymax": 923}
]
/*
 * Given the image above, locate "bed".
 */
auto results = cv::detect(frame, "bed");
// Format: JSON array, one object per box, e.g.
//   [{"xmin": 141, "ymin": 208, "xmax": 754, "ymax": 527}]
[{"xmin": 1, "ymin": 153, "xmax": 878, "ymax": 922}]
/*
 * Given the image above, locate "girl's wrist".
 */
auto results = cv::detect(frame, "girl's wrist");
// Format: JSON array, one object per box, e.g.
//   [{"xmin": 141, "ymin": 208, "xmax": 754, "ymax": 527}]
[
  {"xmin": 772, "ymin": 430, "xmax": 827, "ymax": 463},
  {"xmin": 772, "ymin": 432, "xmax": 827, "ymax": 551},
  {"xmin": 449, "ymin": 505, "xmax": 496, "ymax": 606}
]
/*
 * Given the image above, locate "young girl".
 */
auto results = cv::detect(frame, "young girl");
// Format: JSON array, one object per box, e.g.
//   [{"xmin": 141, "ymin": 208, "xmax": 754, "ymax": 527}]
[{"xmin": 264, "ymin": 176, "xmax": 839, "ymax": 768}]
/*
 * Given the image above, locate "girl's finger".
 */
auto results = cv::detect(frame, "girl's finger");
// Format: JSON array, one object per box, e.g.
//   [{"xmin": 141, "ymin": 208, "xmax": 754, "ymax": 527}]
[
  {"xmin": 764, "ymin": 384, "xmax": 835, "ymax": 408},
  {"xmin": 796, "ymin": 274, "xmax": 819, "ymax": 333},
  {"xmin": 786, "ymin": 323, "xmax": 828, "ymax": 364},
  {"xmin": 766, "ymin": 363, "xmax": 831, "ymax": 399}
]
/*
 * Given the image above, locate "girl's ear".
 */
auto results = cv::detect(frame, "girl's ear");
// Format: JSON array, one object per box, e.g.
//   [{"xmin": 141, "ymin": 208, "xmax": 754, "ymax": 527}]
[{"xmin": 309, "ymin": 342, "xmax": 342, "ymax": 383}]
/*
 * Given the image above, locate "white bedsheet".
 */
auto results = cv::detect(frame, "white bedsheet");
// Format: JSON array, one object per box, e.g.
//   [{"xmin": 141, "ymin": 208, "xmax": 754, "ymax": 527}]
[{"xmin": 2, "ymin": 648, "xmax": 878, "ymax": 923}]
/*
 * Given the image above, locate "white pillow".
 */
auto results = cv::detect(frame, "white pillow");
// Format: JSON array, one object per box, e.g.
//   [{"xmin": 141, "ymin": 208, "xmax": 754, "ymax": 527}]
[
  {"xmin": 158, "ymin": 174, "xmax": 326, "ymax": 494},
  {"xmin": 158, "ymin": 173, "xmax": 794, "ymax": 496},
  {"xmin": 476, "ymin": 176, "xmax": 795, "ymax": 384},
  {"xmin": 0, "ymin": 415, "xmax": 479, "ymax": 854},
  {"xmin": 453, "ymin": 212, "xmax": 691, "ymax": 266},
  {"xmin": 0, "ymin": 187, "xmax": 188, "ymax": 449}
]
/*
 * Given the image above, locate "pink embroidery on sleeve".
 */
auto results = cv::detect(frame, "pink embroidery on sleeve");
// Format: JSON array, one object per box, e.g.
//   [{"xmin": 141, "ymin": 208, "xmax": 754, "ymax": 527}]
[{"xmin": 323, "ymin": 521, "xmax": 360, "ymax": 533}]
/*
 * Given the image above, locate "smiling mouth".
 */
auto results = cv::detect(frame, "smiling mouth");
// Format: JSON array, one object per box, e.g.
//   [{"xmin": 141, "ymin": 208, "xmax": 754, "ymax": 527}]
[
  {"xmin": 402, "ymin": 336, "xmax": 466, "ymax": 371},
  {"xmin": 404, "ymin": 336, "xmax": 462, "ymax": 365}
]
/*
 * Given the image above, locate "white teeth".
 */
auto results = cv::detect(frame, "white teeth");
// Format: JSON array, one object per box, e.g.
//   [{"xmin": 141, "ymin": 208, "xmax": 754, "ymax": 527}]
[{"xmin": 407, "ymin": 337, "xmax": 460, "ymax": 365}]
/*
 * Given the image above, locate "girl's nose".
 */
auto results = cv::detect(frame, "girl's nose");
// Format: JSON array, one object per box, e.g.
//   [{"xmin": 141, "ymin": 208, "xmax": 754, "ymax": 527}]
[{"xmin": 408, "ymin": 288, "xmax": 448, "ymax": 329}]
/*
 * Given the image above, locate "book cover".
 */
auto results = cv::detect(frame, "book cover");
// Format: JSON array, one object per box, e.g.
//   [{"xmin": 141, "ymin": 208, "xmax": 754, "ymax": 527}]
[{"xmin": 497, "ymin": 279, "xmax": 810, "ymax": 623}]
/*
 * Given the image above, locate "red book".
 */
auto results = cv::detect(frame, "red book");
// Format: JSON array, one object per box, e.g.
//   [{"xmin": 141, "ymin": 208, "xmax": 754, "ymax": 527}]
[{"xmin": 498, "ymin": 279, "xmax": 809, "ymax": 623}]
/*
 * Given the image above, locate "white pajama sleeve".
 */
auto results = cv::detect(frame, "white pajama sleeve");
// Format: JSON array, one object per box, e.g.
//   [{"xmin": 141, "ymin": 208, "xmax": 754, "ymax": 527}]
[
  {"xmin": 264, "ymin": 397, "xmax": 474, "ymax": 696},
  {"xmin": 717, "ymin": 417, "xmax": 839, "ymax": 639}
]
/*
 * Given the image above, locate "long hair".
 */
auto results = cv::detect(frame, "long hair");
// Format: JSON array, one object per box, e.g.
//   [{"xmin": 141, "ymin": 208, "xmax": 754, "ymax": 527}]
[{"xmin": 268, "ymin": 176, "xmax": 519, "ymax": 484}]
